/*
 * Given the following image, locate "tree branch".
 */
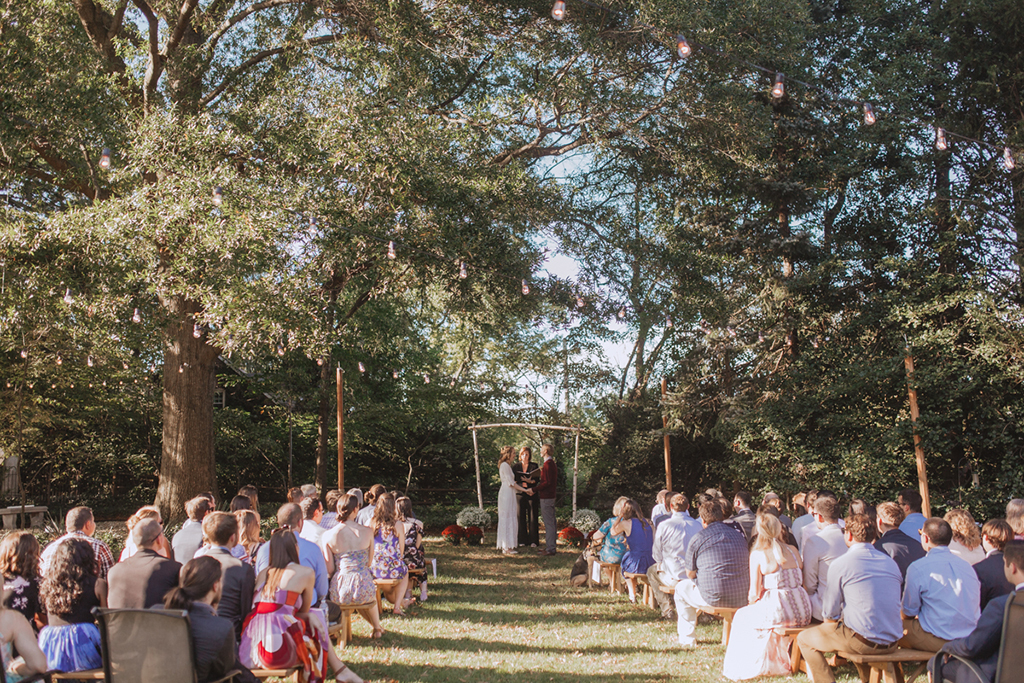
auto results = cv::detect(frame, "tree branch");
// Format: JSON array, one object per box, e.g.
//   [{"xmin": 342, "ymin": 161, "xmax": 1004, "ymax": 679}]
[
  {"xmin": 427, "ymin": 53, "xmax": 494, "ymax": 115},
  {"xmin": 163, "ymin": 0, "xmax": 200, "ymax": 57},
  {"xmin": 71, "ymin": 0, "xmax": 143, "ymax": 109},
  {"xmin": 207, "ymin": 0, "xmax": 306, "ymax": 49},
  {"xmin": 131, "ymin": 0, "xmax": 163, "ymax": 108}
]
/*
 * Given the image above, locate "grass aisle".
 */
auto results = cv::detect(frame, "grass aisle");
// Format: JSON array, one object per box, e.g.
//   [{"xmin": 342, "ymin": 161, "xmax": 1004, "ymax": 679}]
[{"xmin": 335, "ymin": 539, "xmax": 863, "ymax": 683}]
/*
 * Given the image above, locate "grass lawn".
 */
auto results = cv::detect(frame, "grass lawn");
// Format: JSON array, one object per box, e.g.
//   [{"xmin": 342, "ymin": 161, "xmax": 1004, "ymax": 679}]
[{"xmin": 331, "ymin": 538, "xmax": 864, "ymax": 683}]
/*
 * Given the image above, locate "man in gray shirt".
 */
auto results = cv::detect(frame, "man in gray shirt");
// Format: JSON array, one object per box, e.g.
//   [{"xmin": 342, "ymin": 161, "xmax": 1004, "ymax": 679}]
[{"xmin": 171, "ymin": 495, "xmax": 214, "ymax": 564}]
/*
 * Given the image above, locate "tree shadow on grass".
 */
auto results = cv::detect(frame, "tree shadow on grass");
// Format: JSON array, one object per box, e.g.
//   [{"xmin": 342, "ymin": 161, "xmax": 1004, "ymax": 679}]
[{"xmin": 351, "ymin": 661, "xmax": 676, "ymax": 683}]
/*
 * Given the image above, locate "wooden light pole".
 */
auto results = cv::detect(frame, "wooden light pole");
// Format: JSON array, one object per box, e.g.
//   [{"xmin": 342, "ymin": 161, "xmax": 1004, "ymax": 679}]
[
  {"xmin": 336, "ymin": 366, "xmax": 344, "ymax": 491},
  {"xmin": 661, "ymin": 377, "xmax": 672, "ymax": 491},
  {"xmin": 903, "ymin": 348, "xmax": 930, "ymax": 517}
]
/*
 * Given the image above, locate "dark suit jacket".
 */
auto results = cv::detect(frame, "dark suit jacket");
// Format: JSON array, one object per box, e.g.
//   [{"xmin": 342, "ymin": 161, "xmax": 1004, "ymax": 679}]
[
  {"xmin": 106, "ymin": 549, "xmax": 181, "ymax": 610},
  {"xmin": 731, "ymin": 509, "xmax": 756, "ymax": 541},
  {"xmin": 874, "ymin": 528, "xmax": 926, "ymax": 584},
  {"xmin": 933, "ymin": 590, "xmax": 1018, "ymax": 683},
  {"xmin": 975, "ymin": 551, "xmax": 1013, "ymax": 611},
  {"xmin": 205, "ymin": 546, "xmax": 255, "ymax": 641},
  {"xmin": 188, "ymin": 602, "xmax": 258, "ymax": 683}
]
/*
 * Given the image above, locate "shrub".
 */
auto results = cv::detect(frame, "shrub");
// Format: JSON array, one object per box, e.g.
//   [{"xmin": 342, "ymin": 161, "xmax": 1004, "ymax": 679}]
[
  {"xmin": 441, "ymin": 525, "xmax": 465, "ymax": 545},
  {"xmin": 570, "ymin": 509, "xmax": 601, "ymax": 534},
  {"xmin": 464, "ymin": 526, "xmax": 483, "ymax": 545},
  {"xmin": 456, "ymin": 507, "xmax": 492, "ymax": 528},
  {"xmin": 558, "ymin": 526, "xmax": 584, "ymax": 547}
]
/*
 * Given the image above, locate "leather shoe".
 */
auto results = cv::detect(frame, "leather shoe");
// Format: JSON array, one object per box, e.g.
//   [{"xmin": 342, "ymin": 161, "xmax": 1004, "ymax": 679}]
[{"xmin": 539, "ymin": 550, "xmax": 557, "ymax": 556}]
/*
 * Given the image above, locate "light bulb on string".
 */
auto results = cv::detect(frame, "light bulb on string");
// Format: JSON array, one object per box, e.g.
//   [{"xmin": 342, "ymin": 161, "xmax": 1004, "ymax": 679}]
[
  {"xmin": 87, "ymin": 354, "xmax": 94, "ymax": 367},
  {"xmin": 862, "ymin": 102, "xmax": 876, "ymax": 126},
  {"xmin": 617, "ymin": 307, "xmax": 626, "ymax": 319},
  {"xmin": 935, "ymin": 127, "xmax": 948, "ymax": 151},
  {"xmin": 358, "ymin": 362, "xmax": 366, "ymax": 373},
  {"xmin": 576, "ymin": 296, "xmax": 585, "ymax": 309},
  {"xmin": 392, "ymin": 369, "xmax": 399, "ymax": 379},
  {"xmin": 387, "ymin": 241, "xmax": 396, "ymax": 260},
  {"xmin": 63, "ymin": 288, "xmax": 73, "ymax": 305},
  {"xmin": 666, "ymin": 316, "xmax": 673, "ymax": 328},
  {"xmin": 459, "ymin": 262, "xmax": 468, "ymax": 279},
  {"xmin": 56, "ymin": 354, "xmax": 62, "ymax": 366},
  {"xmin": 521, "ymin": 280, "xmax": 530, "ymax": 295},
  {"xmin": 19, "ymin": 349, "xmax": 27, "ymax": 359},
  {"xmin": 193, "ymin": 322, "xmax": 202, "ymax": 338},
  {"xmin": 99, "ymin": 148, "xmax": 111, "ymax": 170},
  {"xmin": 132, "ymin": 308, "xmax": 141, "ymax": 324},
  {"xmin": 551, "ymin": 0, "xmax": 565, "ymax": 20},
  {"xmin": 771, "ymin": 73, "xmax": 785, "ymax": 99},
  {"xmin": 276, "ymin": 343, "xmax": 285, "ymax": 357},
  {"xmin": 178, "ymin": 364, "xmax": 184, "ymax": 373},
  {"xmin": 317, "ymin": 358, "xmax": 324, "ymax": 366},
  {"xmin": 423, "ymin": 373, "xmax": 430, "ymax": 384},
  {"xmin": 87, "ymin": 305, "xmax": 95, "ymax": 317},
  {"xmin": 812, "ymin": 336, "xmax": 820, "ymax": 349},
  {"xmin": 122, "ymin": 362, "xmax": 128, "ymax": 370},
  {"xmin": 449, "ymin": 379, "xmax": 455, "ymax": 388},
  {"xmin": 758, "ymin": 331, "xmax": 765, "ymax": 343},
  {"xmin": 1004, "ymin": 147, "xmax": 1015, "ymax": 171},
  {"xmin": 212, "ymin": 186, "xmax": 224, "ymax": 206},
  {"xmin": 676, "ymin": 36, "xmax": 691, "ymax": 58}
]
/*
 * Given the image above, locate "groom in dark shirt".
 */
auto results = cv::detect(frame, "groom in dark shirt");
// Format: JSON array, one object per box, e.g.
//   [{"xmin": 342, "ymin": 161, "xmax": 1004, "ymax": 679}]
[{"xmin": 536, "ymin": 445, "xmax": 558, "ymax": 556}]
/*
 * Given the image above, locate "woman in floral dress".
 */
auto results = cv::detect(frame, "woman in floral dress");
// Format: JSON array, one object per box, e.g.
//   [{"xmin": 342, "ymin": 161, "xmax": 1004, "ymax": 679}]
[
  {"xmin": 369, "ymin": 493, "xmax": 410, "ymax": 615},
  {"xmin": 322, "ymin": 494, "xmax": 383, "ymax": 638}
]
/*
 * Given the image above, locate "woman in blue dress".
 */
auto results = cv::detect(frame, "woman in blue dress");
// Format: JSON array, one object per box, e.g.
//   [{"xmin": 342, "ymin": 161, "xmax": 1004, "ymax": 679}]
[
  {"xmin": 612, "ymin": 498, "xmax": 655, "ymax": 575},
  {"xmin": 38, "ymin": 538, "xmax": 106, "ymax": 673}
]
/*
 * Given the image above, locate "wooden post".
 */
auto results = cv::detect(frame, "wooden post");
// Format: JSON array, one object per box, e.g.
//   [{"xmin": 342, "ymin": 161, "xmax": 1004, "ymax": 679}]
[
  {"xmin": 903, "ymin": 350, "xmax": 930, "ymax": 517},
  {"xmin": 472, "ymin": 425, "xmax": 483, "ymax": 508},
  {"xmin": 572, "ymin": 430, "xmax": 580, "ymax": 516},
  {"xmin": 661, "ymin": 377, "xmax": 672, "ymax": 492},
  {"xmin": 337, "ymin": 366, "xmax": 344, "ymax": 491}
]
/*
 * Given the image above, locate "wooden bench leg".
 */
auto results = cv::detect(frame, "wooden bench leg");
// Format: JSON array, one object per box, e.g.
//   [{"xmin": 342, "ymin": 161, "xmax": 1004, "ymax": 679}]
[
  {"xmin": 790, "ymin": 638, "xmax": 803, "ymax": 674},
  {"xmin": 587, "ymin": 557, "xmax": 595, "ymax": 588},
  {"xmin": 721, "ymin": 617, "xmax": 732, "ymax": 646}
]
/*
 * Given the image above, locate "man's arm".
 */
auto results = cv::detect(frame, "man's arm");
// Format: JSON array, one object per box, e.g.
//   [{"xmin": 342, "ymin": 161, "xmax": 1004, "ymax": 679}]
[
  {"xmin": 942, "ymin": 595, "xmax": 1007, "ymax": 659},
  {"xmin": 802, "ymin": 537, "xmax": 821, "ymax": 594},
  {"xmin": 820, "ymin": 560, "xmax": 844, "ymax": 622},
  {"xmin": 901, "ymin": 566, "xmax": 922, "ymax": 619}
]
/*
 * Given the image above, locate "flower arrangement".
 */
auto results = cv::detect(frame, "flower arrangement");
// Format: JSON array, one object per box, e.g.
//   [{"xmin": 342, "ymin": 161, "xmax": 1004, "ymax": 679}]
[
  {"xmin": 570, "ymin": 508, "xmax": 601, "ymax": 534},
  {"xmin": 441, "ymin": 525, "xmax": 466, "ymax": 545},
  {"xmin": 456, "ymin": 506, "xmax": 492, "ymax": 528},
  {"xmin": 558, "ymin": 526, "xmax": 585, "ymax": 547},
  {"xmin": 464, "ymin": 526, "xmax": 484, "ymax": 545}
]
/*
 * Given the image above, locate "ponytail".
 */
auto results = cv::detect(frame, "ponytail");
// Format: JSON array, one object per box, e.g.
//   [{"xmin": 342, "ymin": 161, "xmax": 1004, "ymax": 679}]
[{"xmin": 164, "ymin": 556, "xmax": 221, "ymax": 610}]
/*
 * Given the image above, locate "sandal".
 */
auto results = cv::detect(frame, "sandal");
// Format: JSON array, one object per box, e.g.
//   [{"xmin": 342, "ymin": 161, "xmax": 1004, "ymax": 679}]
[
  {"xmin": 334, "ymin": 663, "xmax": 363, "ymax": 683},
  {"xmin": 372, "ymin": 627, "xmax": 384, "ymax": 639}
]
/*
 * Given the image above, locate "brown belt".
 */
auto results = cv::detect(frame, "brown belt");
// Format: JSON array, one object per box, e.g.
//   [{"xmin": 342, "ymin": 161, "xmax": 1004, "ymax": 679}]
[{"xmin": 851, "ymin": 631, "xmax": 894, "ymax": 649}]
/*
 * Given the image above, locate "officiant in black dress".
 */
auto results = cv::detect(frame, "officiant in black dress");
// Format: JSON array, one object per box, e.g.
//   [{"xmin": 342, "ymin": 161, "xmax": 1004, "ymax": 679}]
[{"xmin": 512, "ymin": 447, "xmax": 541, "ymax": 547}]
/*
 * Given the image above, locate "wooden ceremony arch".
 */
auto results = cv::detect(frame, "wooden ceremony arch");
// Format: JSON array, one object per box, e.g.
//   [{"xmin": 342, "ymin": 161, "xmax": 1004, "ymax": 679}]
[{"xmin": 467, "ymin": 423, "xmax": 583, "ymax": 515}]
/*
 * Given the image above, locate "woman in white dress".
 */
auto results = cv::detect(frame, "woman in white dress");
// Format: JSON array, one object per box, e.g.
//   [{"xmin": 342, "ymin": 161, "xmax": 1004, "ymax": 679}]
[{"xmin": 497, "ymin": 446, "xmax": 532, "ymax": 554}]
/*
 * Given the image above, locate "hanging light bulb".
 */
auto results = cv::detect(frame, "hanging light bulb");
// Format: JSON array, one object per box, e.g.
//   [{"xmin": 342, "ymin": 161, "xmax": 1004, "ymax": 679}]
[
  {"xmin": 576, "ymin": 296, "xmax": 585, "ymax": 308},
  {"xmin": 87, "ymin": 354, "xmax": 95, "ymax": 367},
  {"xmin": 212, "ymin": 186, "xmax": 224, "ymax": 206},
  {"xmin": 459, "ymin": 262, "xmax": 468, "ymax": 279},
  {"xmin": 150, "ymin": 364, "xmax": 157, "ymax": 374},
  {"xmin": 812, "ymin": 336, "xmax": 820, "ymax": 349},
  {"xmin": 276, "ymin": 343, "xmax": 285, "ymax": 356},
  {"xmin": 423, "ymin": 373, "xmax": 430, "ymax": 384},
  {"xmin": 676, "ymin": 35, "xmax": 691, "ymax": 58},
  {"xmin": 122, "ymin": 361, "xmax": 129, "ymax": 370},
  {"xmin": 19, "ymin": 349, "xmax": 27, "ymax": 359},
  {"xmin": 317, "ymin": 358, "xmax": 324, "ymax": 366},
  {"xmin": 132, "ymin": 308, "xmax": 141, "ymax": 324},
  {"xmin": 935, "ymin": 127, "xmax": 948, "ymax": 151},
  {"xmin": 87, "ymin": 305, "xmax": 95, "ymax": 317},
  {"xmin": 617, "ymin": 307, "xmax": 626, "ymax": 319},
  {"xmin": 358, "ymin": 361, "xmax": 366, "ymax": 373},
  {"xmin": 1004, "ymin": 147, "xmax": 1016, "ymax": 171},
  {"xmin": 392, "ymin": 369, "xmax": 399, "ymax": 379},
  {"xmin": 449, "ymin": 379, "xmax": 456, "ymax": 388},
  {"xmin": 771, "ymin": 73, "xmax": 785, "ymax": 99},
  {"xmin": 99, "ymin": 148, "xmax": 111, "ymax": 170},
  {"xmin": 666, "ymin": 315, "xmax": 673, "ymax": 328},
  {"xmin": 63, "ymin": 288, "xmax": 73, "ymax": 305},
  {"xmin": 56, "ymin": 354, "xmax": 63, "ymax": 366},
  {"xmin": 551, "ymin": 0, "xmax": 565, "ymax": 20},
  {"xmin": 521, "ymin": 279, "xmax": 530, "ymax": 295},
  {"xmin": 862, "ymin": 102, "xmax": 876, "ymax": 126},
  {"xmin": 178, "ymin": 364, "xmax": 184, "ymax": 373},
  {"xmin": 193, "ymin": 322, "xmax": 202, "ymax": 338},
  {"xmin": 387, "ymin": 241, "xmax": 396, "ymax": 260}
]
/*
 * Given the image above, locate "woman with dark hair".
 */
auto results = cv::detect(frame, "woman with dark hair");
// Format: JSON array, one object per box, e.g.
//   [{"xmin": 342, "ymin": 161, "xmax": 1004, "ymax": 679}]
[
  {"xmin": 611, "ymin": 498, "xmax": 656, "ymax": 578},
  {"xmin": 369, "ymin": 493, "xmax": 410, "ymax": 615},
  {"xmin": 321, "ymin": 494, "xmax": 382, "ymax": 638},
  {"xmin": 234, "ymin": 510, "xmax": 263, "ymax": 565},
  {"xmin": 0, "ymin": 532, "xmax": 44, "ymax": 631},
  {"xmin": 229, "ymin": 496, "xmax": 253, "ymax": 513},
  {"xmin": 38, "ymin": 537, "xmax": 107, "ymax": 672},
  {"xmin": 356, "ymin": 485, "xmax": 385, "ymax": 526},
  {"xmin": 396, "ymin": 496, "xmax": 427, "ymax": 603},
  {"xmin": 240, "ymin": 530, "xmax": 361, "ymax": 683}
]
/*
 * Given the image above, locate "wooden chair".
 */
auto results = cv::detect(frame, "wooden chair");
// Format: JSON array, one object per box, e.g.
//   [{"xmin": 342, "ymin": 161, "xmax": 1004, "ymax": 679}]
[
  {"xmin": 587, "ymin": 558, "xmax": 622, "ymax": 593},
  {"xmin": 657, "ymin": 585, "xmax": 738, "ymax": 645},
  {"xmin": 773, "ymin": 626, "xmax": 811, "ymax": 673}
]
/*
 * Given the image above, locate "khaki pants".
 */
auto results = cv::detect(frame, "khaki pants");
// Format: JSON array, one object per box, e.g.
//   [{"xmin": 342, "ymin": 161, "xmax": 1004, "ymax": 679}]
[
  {"xmin": 646, "ymin": 565, "xmax": 678, "ymax": 618},
  {"xmin": 897, "ymin": 617, "xmax": 947, "ymax": 652},
  {"xmin": 796, "ymin": 621, "xmax": 895, "ymax": 683}
]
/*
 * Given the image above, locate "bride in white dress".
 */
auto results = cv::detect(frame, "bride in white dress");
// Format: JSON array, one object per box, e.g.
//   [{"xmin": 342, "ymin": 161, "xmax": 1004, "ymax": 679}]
[{"xmin": 497, "ymin": 446, "xmax": 532, "ymax": 554}]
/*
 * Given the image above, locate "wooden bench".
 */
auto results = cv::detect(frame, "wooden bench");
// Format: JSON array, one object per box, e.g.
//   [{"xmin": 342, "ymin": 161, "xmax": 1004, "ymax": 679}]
[
  {"xmin": 374, "ymin": 578, "xmax": 402, "ymax": 614},
  {"xmin": 0, "ymin": 505, "xmax": 47, "ymax": 528},
  {"xmin": 622, "ymin": 571, "xmax": 654, "ymax": 608},
  {"xmin": 328, "ymin": 601, "xmax": 376, "ymax": 647},
  {"xmin": 773, "ymin": 626, "xmax": 811, "ymax": 673},
  {"xmin": 657, "ymin": 585, "xmax": 737, "ymax": 645},
  {"xmin": 587, "ymin": 558, "xmax": 622, "ymax": 593},
  {"xmin": 836, "ymin": 648, "xmax": 935, "ymax": 683},
  {"xmin": 55, "ymin": 667, "xmax": 300, "ymax": 680},
  {"xmin": 251, "ymin": 669, "xmax": 300, "ymax": 681},
  {"xmin": 407, "ymin": 566, "xmax": 427, "ymax": 590}
]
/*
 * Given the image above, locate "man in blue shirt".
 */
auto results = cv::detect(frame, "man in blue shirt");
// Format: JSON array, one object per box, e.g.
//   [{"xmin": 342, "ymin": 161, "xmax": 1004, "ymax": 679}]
[
  {"xmin": 254, "ymin": 503, "xmax": 328, "ymax": 607},
  {"xmin": 647, "ymin": 493, "xmax": 702, "ymax": 620},
  {"xmin": 897, "ymin": 488, "xmax": 927, "ymax": 539},
  {"xmin": 900, "ymin": 517, "xmax": 980, "ymax": 651},
  {"xmin": 673, "ymin": 500, "xmax": 748, "ymax": 648},
  {"xmin": 797, "ymin": 514, "xmax": 903, "ymax": 683}
]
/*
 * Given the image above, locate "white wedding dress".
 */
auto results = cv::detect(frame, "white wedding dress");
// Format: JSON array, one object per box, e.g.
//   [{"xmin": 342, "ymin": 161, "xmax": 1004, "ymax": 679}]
[{"xmin": 496, "ymin": 461, "xmax": 519, "ymax": 550}]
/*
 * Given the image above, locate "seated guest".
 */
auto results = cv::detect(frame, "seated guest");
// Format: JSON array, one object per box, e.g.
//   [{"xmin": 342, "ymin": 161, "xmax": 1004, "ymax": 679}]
[
  {"xmin": 40, "ymin": 507, "xmax": 115, "ymax": 580},
  {"xmin": 722, "ymin": 513, "xmax": 811, "ymax": 680},
  {"xmin": 974, "ymin": 519, "xmax": 1014, "ymax": 611},
  {"xmin": 611, "ymin": 498, "xmax": 655, "ymax": 600},
  {"xmin": 874, "ymin": 501, "xmax": 925, "ymax": 585},
  {"xmin": 346, "ymin": 488, "xmax": 364, "ymax": 509},
  {"xmin": 797, "ymin": 514, "xmax": 902, "ymax": 683},
  {"xmin": 674, "ymin": 500, "xmax": 749, "ymax": 648},
  {"xmin": 898, "ymin": 488, "xmax": 927, "ymax": 539},
  {"xmin": 299, "ymin": 497, "xmax": 326, "ymax": 545},
  {"xmin": 320, "ymin": 490, "xmax": 344, "ymax": 530},
  {"xmin": 164, "ymin": 556, "xmax": 259, "ymax": 683},
  {"xmin": 238, "ymin": 485, "xmax": 260, "ymax": 514},
  {"xmin": 106, "ymin": 518, "xmax": 181, "ymax": 609},
  {"xmin": 900, "ymin": 517, "xmax": 981, "ymax": 651},
  {"xmin": 356, "ymin": 484, "xmax": 385, "ymax": 526},
  {"xmin": 0, "ymin": 585, "xmax": 48, "ymax": 682},
  {"xmin": 254, "ymin": 504, "xmax": 328, "ymax": 611},
  {"xmin": 731, "ymin": 491, "xmax": 756, "ymax": 542},
  {"xmin": 650, "ymin": 490, "xmax": 670, "ymax": 522},
  {"xmin": 197, "ymin": 512, "xmax": 255, "ymax": 641},
  {"xmin": 322, "ymin": 494, "xmax": 383, "ymax": 638},
  {"xmin": 761, "ymin": 493, "xmax": 791, "ymax": 528},
  {"xmin": 790, "ymin": 492, "xmax": 807, "ymax": 520},
  {"xmin": 1007, "ymin": 499, "xmax": 1024, "ymax": 540},
  {"xmin": 929, "ymin": 540, "xmax": 1024, "ymax": 683},
  {"xmin": 718, "ymin": 497, "xmax": 745, "ymax": 538},
  {"xmin": 120, "ymin": 505, "xmax": 166, "ymax": 561},
  {"xmin": 229, "ymin": 495, "xmax": 253, "ymax": 513},
  {"xmin": 0, "ymin": 531, "xmax": 44, "ymax": 631},
  {"xmin": 799, "ymin": 489, "xmax": 841, "ymax": 548},
  {"xmin": 802, "ymin": 495, "xmax": 847, "ymax": 621},
  {"xmin": 848, "ymin": 499, "xmax": 876, "ymax": 527},
  {"xmin": 287, "ymin": 487, "xmax": 304, "ymax": 504},
  {"xmin": 652, "ymin": 491, "xmax": 673, "ymax": 528},
  {"xmin": 369, "ymin": 493, "xmax": 411, "ymax": 615},
  {"xmin": 172, "ymin": 496, "xmax": 214, "ymax": 564},
  {"xmin": 748, "ymin": 505, "xmax": 798, "ymax": 549},
  {"xmin": 39, "ymin": 538, "xmax": 107, "ymax": 672},
  {"xmin": 945, "ymin": 509, "xmax": 986, "ymax": 565},
  {"xmin": 397, "ymin": 496, "xmax": 427, "ymax": 603},
  {"xmin": 790, "ymin": 490, "xmax": 818, "ymax": 549},
  {"xmin": 235, "ymin": 510, "xmax": 263, "ymax": 566},
  {"xmin": 590, "ymin": 498, "xmax": 630, "ymax": 573},
  {"xmin": 301, "ymin": 484, "xmax": 318, "ymax": 500},
  {"xmin": 647, "ymin": 493, "xmax": 702, "ymax": 620}
]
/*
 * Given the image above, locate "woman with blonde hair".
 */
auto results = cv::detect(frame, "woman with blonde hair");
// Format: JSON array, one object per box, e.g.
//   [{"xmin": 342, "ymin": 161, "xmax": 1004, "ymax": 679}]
[
  {"xmin": 496, "ymin": 446, "xmax": 532, "ymax": 555},
  {"xmin": 234, "ymin": 509, "xmax": 263, "ymax": 565},
  {"xmin": 945, "ymin": 509, "xmax": 985, "ymax": 565},
  {"xmin": 369, "ymin": 493, "xmax": 411, "ymax": 615},
  {"xmin": 591, "ymin": 497, "xmax": 630, "ymax": 564},
  {"xmin": 722, "ymin": 512, "xmax": 811, "ymax": 680}
]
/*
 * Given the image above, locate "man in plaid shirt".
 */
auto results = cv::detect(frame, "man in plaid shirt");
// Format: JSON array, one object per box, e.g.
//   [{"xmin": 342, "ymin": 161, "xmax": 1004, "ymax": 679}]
[
  {"xmin": 674, "ymin": 499, "xmax": 750, "ymax": 647},
  {"xmin": 40, "ymin": 506, "xmax": 115, "ymax": 579}
]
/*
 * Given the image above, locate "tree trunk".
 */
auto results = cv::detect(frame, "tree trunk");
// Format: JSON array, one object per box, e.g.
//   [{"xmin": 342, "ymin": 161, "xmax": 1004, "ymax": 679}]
[{"xmin": 154, "ymin": 297, "xmax": 220, "ymax": 523}]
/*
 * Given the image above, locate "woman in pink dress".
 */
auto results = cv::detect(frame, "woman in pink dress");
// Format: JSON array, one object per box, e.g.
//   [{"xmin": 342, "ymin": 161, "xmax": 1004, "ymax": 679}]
[
  {"xmin": 722, "ymin": 512, "xmax": 811, "ymax": 680},
  {"xmin": 240, "ymin": 529, "xmax": 362, "ymax": 683}
]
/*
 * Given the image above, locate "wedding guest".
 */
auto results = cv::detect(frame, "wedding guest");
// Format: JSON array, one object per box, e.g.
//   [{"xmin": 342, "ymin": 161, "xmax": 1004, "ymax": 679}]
[
  {"xmin": 848, "ymin": 499, "xmax": 876, "ymax": 527},
  {"xmin": 0, "ymin": 586, "xmax": 48, "ymax": 681},
  {"xmin": 39, "ymin": 538, "xmax": 107, "ymax": 672},
  {"xmin": 199, "ymin": 512, "xmax": 255, "ymax": 641},
  {"xmin": 300, "ymin": 484, "xmax": 318, "ymax": 500},
  {"xmin": 801, "ymin": 495, "xmax": 847, "ymax": 621},
  {"xmin": 320, "ymin": 490, "xmax": 343, "ymax": 530},
  {"xmin": 790, "ymin": 490, "xmax": 818, "ymax": 549},
  {"xmin": 321, "ymin": 493, "xmax": 383, "ymax": 639},
  {"xmin": 536, "ymin": 444, "xmax": 559, "ymax": 556},
  {"xmin": 591, "ymin": 498, "xmax": 630, "ymax": 569},
  {"xmin": 648, "ymin": 493, "xmax": 702, "ymax": 620},
  {"xmin": 652, "ymin": 492, "xmax": 673, "ymax": 528},
  {"xmin": 731, "ymin": 492, "xmax": 756, "ymax": 541},
  {"xmin": 356, "ymin": 485, "xmax": 385, "ymax": 526},
  {"xmin": 0, "ymin": 531, "xmax": 44, "ymax": 630},
  {"xmin": 797, "ymin": 514, "xmax": 903, "ymax": 683},
  {"xmin": 172, "ymin": 496, "xmax": 214, "ymax": 564},
  {"xmin": 899, "ymin": 517, "xmax": 980, "ymax": 651},
  {"xmin": 674, "ymin": 500, "xmax": 749, "ymax": 648},
  {"xmin": 397, "ymin": 496, "xmax": 427, "ymax": 602},
  {"xmin": 40, "ymin": 507, "xmax": 115, "ymax": 580},
  {"xmin": 1007, "ymin": 499, "xmax": 1024, "ymax": 539},
  {"xmin": 611, "ymin": 498, "xmax": 655, "ymax": 600},
  {"xmin": 369, "ymin": 493, "xmax": 411, "ymax": 614},
  {"xmin": 346, "ymin": 488, "xmax": 364, "ymax": 509},
  {"xmin": 254, "ymin": 504, "xmax": 328, "ymax": 609},
  {"xmin": 761, "ymin": 493, "xmax": 792, "ymax": 528},
  {"xmin": 651, "ymin": 490, "xmax": 671, "ymax": 522},
  {"xmin": 799, "ymin": 489, "xmax": 841, "ymax": 548},
  {"xmin": 238, "ymin": 485, "xmax": 260, "ymax": 514},
  {"xmin": 287, "ymin": 487, "xmax": 304, "ymax": 504},
  {"xmin": 945, "ymin": 509, "xmax": 986, "ymax": 565},
  {"xmin": 235, "ymin": 510, "xmax": 263, "ymax": 565},
  {"xmin": 106, "ymin": 518, "xmax": 181, "ymax": 609},
  {"xmin": 120, "ymin": 505, "xmax": 164, "ymax": 561},
  {"xmin": 299, "ymin": 497, "xmax": 326, "ymax": 545},
  {"xmin": 230, "ymin": 496, "xmax": 253, "ymax": 513},
  {"xmin": 719, "ymin": 497, "xmax": 745, "ymax": 538},
  {"xmin": 898, "ymin": 489, "xmax": 927, "ymax": 539},
  {"xmin": 722, "ymin": 513, "xmax": 811, "ymax": 680},
  {"xmin": 874, "ymin": 501, "xmax": 925, "ymax": 585},
  {"xmin": 974, "ymin": 519, "xmax": 1014, "ymax": 610},
  {"xmin": 748, "ymin": 505, "xmax": 798, "ymax": 549}
]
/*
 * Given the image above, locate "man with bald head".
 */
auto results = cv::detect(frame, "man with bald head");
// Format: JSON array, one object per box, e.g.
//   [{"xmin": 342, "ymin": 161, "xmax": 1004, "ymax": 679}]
[{"xmin": 107, "ymin": 518, "xmax": 182, "ymax": 608}]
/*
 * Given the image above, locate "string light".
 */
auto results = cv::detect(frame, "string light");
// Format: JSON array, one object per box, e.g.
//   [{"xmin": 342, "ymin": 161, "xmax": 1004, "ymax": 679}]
[
  {"xmin": 393, "ymin": 369, "xmax": 399, "ymax": 379},
  {"xmin": 276, "ymin": 343, "xmax": 285, "ymax": 356},
  {"xmin": 20, "ymin": 349, "xmax": 27, "ymax": 359},
  {"xmin": 551, "ymin": 0, "xmax": 565, "ymax": 20},
  {"xmin": 862, "ymin": 102, "xmax": 876, "ymax": 126},
  {"xmin": 1004, "ymin": 147, "xmax": 1016, "ymax": 171},
  {"xmin": 132, "ymin": 308, "xmax": 142, "ymax": 324},
  {"xmin": 812, "ymin": 336, "xmax": 820, "ymax": 349},
  {"xmin": 122, "ymin": 362, "xmax": 128, "ymax": 370},
  {"xmin": 521, "ymin": 279, "xmax": 530, "ymax": 295},
  {"xmin": 387, "ymin": 241, "xmax": 396, "ymax": 260},
  {"xmin": 99, "ymin": 148, "xmax": 111, "ymax": 170},
  {"xmin": 423, "ymin": 373, "xmax": 430, "ymax": 384},
  {"xmin": 317, "ymin": 358, "xmax": 324, "ymax": 366},
  {"xmin": 358, "ymin": 361, "xmax": 366, "ymax": 373},
  {"xmin": 56, "ymin": 354, "xmax": 63, "ymax": 366},
  {"xmin": 771, "ymin": 73, "xmax": 785, "ymax": 99},
  {"xmin": 676, "ymin": 36, "xmax": 691, "ymax": 58},
  {"xmin": 178, "ymin": 364, "xmax": 184, "ymax": 373},
  {"xmin": 459, "ymin": 262, "xmax": 468, "ymax": 279},
  {"xmin": 935, "ymin": 127, "xmax": 949, "ymax": 151},
  {"xmin": 576, "ymin": 296, "xmax": 585, "ymax": 308},
  {"xmin": 87, "ymin": 354, "xmax": 94, "ymax": 367},
  {"xmin": 666, "ymin": 316, "xmax": 673, "ymax": 328},
  {"xmin": 63, "ymin": 288, "xmax": 73, "ymax": 305},
  {"xmin": 212, "ymin": 186, "xmax": 224, "ymax": 206},
  {"xmin": 193, "ymin": 322, "xmax": 203, "ymax": 338},
  {"xmin": 617, "ymin": 307, "xmax": 626, "ymax": 319}
]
